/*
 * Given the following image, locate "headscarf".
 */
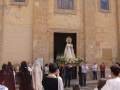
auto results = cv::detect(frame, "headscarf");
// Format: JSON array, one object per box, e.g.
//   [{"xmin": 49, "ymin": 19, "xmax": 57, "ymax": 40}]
[
  {"xmin": 20, "ymin": 61, "xmax": 31, "ymax": 90},
  {"xmin": 32, "ymin": 60, "xmax": 42, "ymax": 90},
  {"xmin": 7, "ymin": 62, "xmax": 13, "ymax": 72},
  {"xmin": 2, "ymin": 64, "xmax": 7, "ymax": 71}
]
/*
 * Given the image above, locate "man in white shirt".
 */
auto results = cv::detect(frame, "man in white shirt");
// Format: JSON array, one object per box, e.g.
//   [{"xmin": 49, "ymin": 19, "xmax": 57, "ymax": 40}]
[
  {"xmin": 101, "ymin": 65, "xmax": 120, "ymax": 90},
  {"xmin": 81, "ymin": 62, "xmax": 89, "ymax": 86},
  {"xmin": 92, "ymin": 62, "xmax": 98, "ymax": 80}
]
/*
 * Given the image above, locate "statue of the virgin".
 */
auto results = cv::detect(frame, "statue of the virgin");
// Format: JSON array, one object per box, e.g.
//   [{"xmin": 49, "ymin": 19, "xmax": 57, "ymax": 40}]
[{"xmin": 64, "ymin": 36, "xmax": 76, "ymax": 60}]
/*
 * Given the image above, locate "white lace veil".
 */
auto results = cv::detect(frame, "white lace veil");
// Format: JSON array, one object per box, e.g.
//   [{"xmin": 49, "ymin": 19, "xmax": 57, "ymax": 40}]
[{"xmin": 32, "ymin": 60, "xmax": 42, "ymax": 90}]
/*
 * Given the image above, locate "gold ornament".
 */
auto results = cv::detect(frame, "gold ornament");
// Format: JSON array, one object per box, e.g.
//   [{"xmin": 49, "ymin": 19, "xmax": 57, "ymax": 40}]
[{"xmin": 66, "ymin": 36, "xmax": 72, "ymax": 43}]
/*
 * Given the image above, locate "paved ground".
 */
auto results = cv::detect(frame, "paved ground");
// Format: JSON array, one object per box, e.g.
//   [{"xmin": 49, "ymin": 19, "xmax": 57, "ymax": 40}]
[
  {"xmin": 16, "ymin": 79, "xmax": 97, "ymax": 90},
  {"xmin": 64, "ymin": 79, "xmax": 97, "ymax": 90}
]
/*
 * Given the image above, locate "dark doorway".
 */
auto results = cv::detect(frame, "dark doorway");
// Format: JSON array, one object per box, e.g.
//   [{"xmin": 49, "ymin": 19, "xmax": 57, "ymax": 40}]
[{"xmin": 54, "ymin": 32, "xmax": 77, "ymax": 79}]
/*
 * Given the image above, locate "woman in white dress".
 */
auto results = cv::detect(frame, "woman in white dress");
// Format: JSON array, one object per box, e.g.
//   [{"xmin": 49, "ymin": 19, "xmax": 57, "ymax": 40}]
[
  {"xmin": 32, "ymin": 60, "xmax": 42, "ymax": 90},
  {"xmin": 64, "ymin": 36, "xmax": 76, "ymax": 60}
]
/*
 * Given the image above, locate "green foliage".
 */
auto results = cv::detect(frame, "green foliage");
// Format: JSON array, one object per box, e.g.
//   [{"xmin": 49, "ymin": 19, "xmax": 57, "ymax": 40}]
[
  {"xmin": 56, "ymin": 54, "xmax": 84, "ymax": 66},
  {"xmin": 56, "ymin": 53, "xmax": 66, "ymax": 63}
]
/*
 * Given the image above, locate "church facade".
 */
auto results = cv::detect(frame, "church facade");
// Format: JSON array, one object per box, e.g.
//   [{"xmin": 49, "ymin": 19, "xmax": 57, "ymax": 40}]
[{"xmin": 0, "ymin": 0, "xmax": 120, "ymax": 67}]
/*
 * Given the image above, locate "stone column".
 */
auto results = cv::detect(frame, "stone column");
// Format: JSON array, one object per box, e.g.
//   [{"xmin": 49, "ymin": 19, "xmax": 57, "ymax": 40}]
[
  {"xmin": 84, "ymin": 0, "xmax": 96, "ymax": 63},
  {"xmin": 33, "ymin": 0, "xmax": 48, "ymax": 63},
  {"xmin": 0, "ymin": 0, "xmax": 3, "ymax": 63},
  {"xmin": 116, "ymin": 0, "xmax": 120, "ymax": 61}
]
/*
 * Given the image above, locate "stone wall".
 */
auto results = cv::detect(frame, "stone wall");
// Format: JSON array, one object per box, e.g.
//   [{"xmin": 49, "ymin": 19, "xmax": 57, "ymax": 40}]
[
  {"xmin": 33, "ymin": 0, "xmax": 48, "ymax": 63},
  {"xmin": 33, "ymin": 0, "xmax": 84, "ymax": 64},
  {"xmin": 0, "ymin": 0, "xmax": 119, "ymax": 67},
  {"xmin": 84, "ymin": 0, "xmax": 118, "ymax": 66},
  {"xmin": 95, "ymin": 0, "xmax": 118, "ymax": 65},
  {"xmin": 117, "ymin": 0, "xmax": 120, "ymax": 62},
  {"xmin": 32, "ymin": 0, "xmax": 119, "ymax": 66},
  {"xmin": 84, "ymin": 0, "xmax": 96, "ymax": 63},
  {"xmin": 0, "ymin": 0, "xmax": 3, "ymax": 66},
  {"xmin": 1, "ymin": 0, "xmax": 33, "ymax": 64}
]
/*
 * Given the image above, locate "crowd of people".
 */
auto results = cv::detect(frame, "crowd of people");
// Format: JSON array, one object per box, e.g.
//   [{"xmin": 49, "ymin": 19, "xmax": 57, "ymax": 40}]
[
  {"xmin": 0, "ymin": 61, "xmax": 34, "ymax": 90},
  {"xmin": 0, "ymin": 60, "xmax": 64, "ymax": 90},
  {"xmin": 0, "ymin": 60, "xmax": 120, "ymax": 90},
  {"xmin": 94, "ymin": 62, "xmax": 120, "ymax": 90},
  {"xmin": 78, "ymin": 61, "xmax": 108, "ymax": 87}
]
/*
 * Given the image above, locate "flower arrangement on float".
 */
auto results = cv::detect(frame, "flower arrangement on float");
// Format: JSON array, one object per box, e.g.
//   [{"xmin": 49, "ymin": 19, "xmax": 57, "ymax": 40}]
[{"xmin": 56, "ymin": 53, "xmax": 84, "ymax": 66}]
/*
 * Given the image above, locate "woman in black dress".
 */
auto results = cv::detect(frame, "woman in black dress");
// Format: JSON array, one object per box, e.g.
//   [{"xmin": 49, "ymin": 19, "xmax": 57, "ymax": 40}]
[
  {"xmin": 19, "ymin": 61, "xmax": 33, "ymax": 90},
  {"xmin": 6, "ymin": 62, "xmax": 15, "ymax": 90}
]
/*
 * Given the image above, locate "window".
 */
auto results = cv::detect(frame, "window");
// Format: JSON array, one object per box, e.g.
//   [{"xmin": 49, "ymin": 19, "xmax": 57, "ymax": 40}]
[
  {"xmin": 55, "ymin": 0, "xmax": 77, "ymax": 14},
  {"xmin": 98, "ymin": 0, "xmax": 111, "ymax": 12},
  {"xmin": 14, "ymin": 0, "xmax": 25, "ymax": 2},
  {"xmin": 57, "ymin": 0, "xmax": 74, "ymax": 10},
  {"xmin": 100, "ymin": 0, "xmax": 109, "ymax": 10},
  {"xmin": 10, "ymin": 0, "xmax": 28, "ymax": 6}
]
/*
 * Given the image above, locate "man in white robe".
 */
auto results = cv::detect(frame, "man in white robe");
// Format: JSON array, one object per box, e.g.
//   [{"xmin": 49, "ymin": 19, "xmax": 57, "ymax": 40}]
[
  {"xmin": 101, "ymin": 65, "xmax": 120, "ymax": 90},
  {"xmin": 101, "ymin": 77, "xmax": 120, "ymax": 90}
]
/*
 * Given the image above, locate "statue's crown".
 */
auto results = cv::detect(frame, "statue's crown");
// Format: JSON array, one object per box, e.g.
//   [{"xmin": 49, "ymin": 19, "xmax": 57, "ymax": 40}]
[{"xmin": 66, "ymin": 36, "xmax": 72, "ymax": 43}]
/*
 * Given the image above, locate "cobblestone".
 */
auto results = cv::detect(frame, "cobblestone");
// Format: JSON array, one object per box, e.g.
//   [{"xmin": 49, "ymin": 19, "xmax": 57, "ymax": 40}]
[
  {"xmin": 16, "ymin": 79, "xmax": 97, "ymax": 90},
  {"xmin": 64, "ymin": 79, "xmax": 97, "ymax": 90}
]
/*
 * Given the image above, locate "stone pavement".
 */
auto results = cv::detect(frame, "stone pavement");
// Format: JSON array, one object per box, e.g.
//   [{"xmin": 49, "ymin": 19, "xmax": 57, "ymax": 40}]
[
  {"xmin": 64, "ymin": 79, "xmax": 97, "ymax": 90},
  {"xmin": 16, "ymin": 79, "xmax": 97, "ymax": 90}
]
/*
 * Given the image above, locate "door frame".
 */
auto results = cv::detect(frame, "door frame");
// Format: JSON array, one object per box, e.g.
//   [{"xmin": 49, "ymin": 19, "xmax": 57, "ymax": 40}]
[{"xmin": 49, "ymin": 28, "xmax": 81, "ymax": 63}]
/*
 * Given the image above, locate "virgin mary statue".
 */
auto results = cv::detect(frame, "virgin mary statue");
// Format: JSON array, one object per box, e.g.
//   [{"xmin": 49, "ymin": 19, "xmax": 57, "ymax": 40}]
[{"xmin": 64, "ymin": 36, "xmax": 76, "ymax": 60}]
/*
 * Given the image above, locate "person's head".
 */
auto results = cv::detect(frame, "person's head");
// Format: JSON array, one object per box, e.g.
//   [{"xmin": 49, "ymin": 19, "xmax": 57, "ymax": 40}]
[
  {"xmin": 84, "ymin": 62, "xmax": 87, "ymax": 65},
  {"xmin": 94, "ymin": 62, "xmax": 96, "ymax": 65},
  {"xmin": 49, "ymin": 63, "xmax": 58, "ymax": 74},
  {"xmin": 110, "ymin": 65, "xmax": 120, "ymax": 78},
  {"xmin": 7, "ymin": 62, "xmax": 13, "ymax": 71},
  {"xmin": 68, "ymin": 42, "xmax": 71, "ymax": 44},
  {"xmin": 8, "ymin": 62, "xmax": 12, "ymax": 65},
  {"xmin": 116, "ymin": 62, "xmax": 120, "ymax": 67},
  {"xmin": 2, "ymin": 64, "xmax": 7, "ymax": 71},
  {"xmin": 45, "ymin": 64, "xmax": 48, "ymax": 67},
  {"xmin": 66, "ymin": 62, "xmax": 70, "ymax": 66},
  {"xmin": 28, "ymin": 62, "xmax": 32, "ymax": 67},
  {"xmin": 21, "ymin": 61, "xmax": 28, "ymax": 72},
  {"xmin": 16, "ymin": 65, "xmax": 20, "ymax": 72},
  {"xmin": 101, "ymin": 62, "xmax": 104, "ymax": 65}
]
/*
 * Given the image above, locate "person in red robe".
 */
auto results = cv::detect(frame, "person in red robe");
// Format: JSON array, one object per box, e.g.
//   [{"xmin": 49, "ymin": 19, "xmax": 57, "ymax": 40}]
[
  {"xmin": 19, "ymin": 61, "xmax": 33, "ymax": 90},
  {"xmin": 0, "ymin": 64, "xmax": 8, "ymax": 87},
  {"xmin": 6, "ymin": 62, "xmax": 15, "ymax": 90},
  {"xmin": 0, "ymin": 69, "xmax": 8, "ymax": 90},
  {"xmin": 100, "ymin": 62, "xmax": 105, "ymax": 78},
  {"xmin": 0, "ymin": 64, "xmax": 6, "ymax": 84}
]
